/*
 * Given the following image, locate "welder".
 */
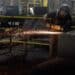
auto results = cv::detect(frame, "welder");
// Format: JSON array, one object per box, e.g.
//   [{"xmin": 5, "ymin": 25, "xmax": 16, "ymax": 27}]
[{"xmin": 44, "ymin": 4, "xmax": 72, "ymax": 32}]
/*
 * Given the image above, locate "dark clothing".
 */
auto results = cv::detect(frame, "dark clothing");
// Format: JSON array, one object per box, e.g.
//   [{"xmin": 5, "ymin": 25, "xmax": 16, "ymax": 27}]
[
  {"xmin": 46, "ymin": 11, "xmax": 72, "ymax": 32},
  {"xmin": 57, "ymin": 12, "xmax": 72, "ymax": 31}
]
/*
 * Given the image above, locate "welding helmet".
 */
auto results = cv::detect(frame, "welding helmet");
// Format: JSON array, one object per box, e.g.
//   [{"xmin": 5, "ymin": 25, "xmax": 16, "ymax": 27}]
[{"xmin": 59, "ymin": 4, "xmax": 71, "ymax": 13}]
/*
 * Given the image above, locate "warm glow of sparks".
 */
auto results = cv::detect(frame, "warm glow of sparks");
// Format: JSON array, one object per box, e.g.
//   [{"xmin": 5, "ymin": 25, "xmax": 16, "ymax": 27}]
[{"xmin": 22, "ymin": 30, "xmax": 63, "ymax": 35}]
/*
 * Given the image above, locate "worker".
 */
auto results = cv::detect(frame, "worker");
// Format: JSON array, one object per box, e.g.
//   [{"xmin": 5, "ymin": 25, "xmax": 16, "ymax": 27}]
[{"xmin": 44, "ymin": 4, "xmax": 72, "ymax": 32}]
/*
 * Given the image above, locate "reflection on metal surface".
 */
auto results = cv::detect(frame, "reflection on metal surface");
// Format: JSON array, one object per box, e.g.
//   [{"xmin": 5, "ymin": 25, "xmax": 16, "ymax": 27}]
[{"xmin": 0, "ymin": 40, "xmax": 49, "ymax": 46}]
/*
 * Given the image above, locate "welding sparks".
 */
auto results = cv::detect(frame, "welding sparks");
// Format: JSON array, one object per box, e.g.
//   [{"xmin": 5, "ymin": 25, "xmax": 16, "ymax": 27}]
[
  {"xmin": 22, "ymin": 30, "xmax": 63, "ymax": 35},
  {"xmin": 14, "ymin": 30, "xmax": 63, "ymax": 38}
]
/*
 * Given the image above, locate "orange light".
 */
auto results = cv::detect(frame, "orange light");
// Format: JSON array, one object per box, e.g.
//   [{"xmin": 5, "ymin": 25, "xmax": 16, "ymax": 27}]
[{"xmin": 51, "ymin": 25, "xmax": 63, "ymax": 31}]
